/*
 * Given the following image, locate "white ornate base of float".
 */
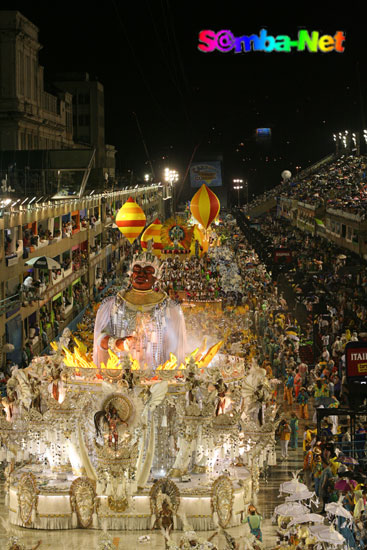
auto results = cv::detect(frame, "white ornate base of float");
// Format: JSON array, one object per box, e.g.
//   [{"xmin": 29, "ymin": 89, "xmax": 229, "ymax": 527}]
[{"xmin": 9, "ymin": 476, "xmax": 252, "ymax": 531}]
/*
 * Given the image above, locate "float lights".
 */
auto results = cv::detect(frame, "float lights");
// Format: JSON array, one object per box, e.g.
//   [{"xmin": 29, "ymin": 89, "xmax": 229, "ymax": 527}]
[{"xmin": 28, "ymin": 196, "xmax": 36, "ymax": 205}]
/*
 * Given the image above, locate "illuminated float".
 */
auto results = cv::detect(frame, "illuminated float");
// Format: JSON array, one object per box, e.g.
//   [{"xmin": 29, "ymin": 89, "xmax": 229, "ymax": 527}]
[{"xmin": 0, "ymin": 203, "xmax": 277, "ymax": 533}]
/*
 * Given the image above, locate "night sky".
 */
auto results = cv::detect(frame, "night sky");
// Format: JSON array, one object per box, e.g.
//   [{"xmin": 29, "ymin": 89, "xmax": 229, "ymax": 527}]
[{"xmin": 4, "ymin": 4, "xmax": 367, "ymax": 199}]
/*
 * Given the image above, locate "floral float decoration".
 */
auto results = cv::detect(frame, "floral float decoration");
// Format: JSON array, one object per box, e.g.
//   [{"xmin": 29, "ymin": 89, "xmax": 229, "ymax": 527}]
[{"xmin": 161, "ymin": 216, "xmax": 193, "ymax": 254}]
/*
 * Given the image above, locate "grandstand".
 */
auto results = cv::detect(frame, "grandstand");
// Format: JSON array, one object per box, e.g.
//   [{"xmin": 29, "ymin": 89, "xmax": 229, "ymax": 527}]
[{"xmin": 247, "ymin": 152, "xmax": 367, "ymax": 259}]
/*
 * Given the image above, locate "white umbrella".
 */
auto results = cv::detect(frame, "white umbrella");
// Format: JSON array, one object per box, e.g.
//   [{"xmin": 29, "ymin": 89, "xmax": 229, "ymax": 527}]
[
  {"xmin": 309, "ymin": 524, "xmax": 346, "ymax": 545},
  {"xmin": 25, "ymin": 256, "xmax": 61, "ymax": 270},
  {"xmin": 288, "ymin": 513, "xmax": 324, "ymax": 527},
  {"xmin": 274, "ymin": 502, "xmax": 309, "ymax": 516},
  {"xmin": 285, "ymin": 489, "xmax": 315, "ymax": 501},
  {"xmin": 325, "ymin": 500, "xmax": 353, "ymax": 520},
  {"xmin": 280, "ymin": 471, "xmax": 308, "ymax": 494}
]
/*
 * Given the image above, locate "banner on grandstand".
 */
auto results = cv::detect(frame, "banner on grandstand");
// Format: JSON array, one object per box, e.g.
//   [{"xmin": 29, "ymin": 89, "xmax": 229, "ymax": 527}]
[
  {"xmin": 190, "ymin": 161, "xmax": 222, "ymax": 188},
  {"xmin": 345, "ymin": 342, "xmax": 367, "ymax": 380},
  {"xmin": 273, "ymin": 248, "xmax": 292, "ymax": 264},
  {"xmin": 256, "ymin": 128, "xmax": 272, "ymax": 143}
]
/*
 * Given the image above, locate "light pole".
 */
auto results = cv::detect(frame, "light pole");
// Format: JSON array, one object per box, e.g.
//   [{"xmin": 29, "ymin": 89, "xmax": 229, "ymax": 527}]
[
  {"xmin": 233, "ymin": 178, "xmax": 244, "ymax": 207},
  {"xmin": 164, "ymin": 168, "xmax": 179, "ymax": 215}
]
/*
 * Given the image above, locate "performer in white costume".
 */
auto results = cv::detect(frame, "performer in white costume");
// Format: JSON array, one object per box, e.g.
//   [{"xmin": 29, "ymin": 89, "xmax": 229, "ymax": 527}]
[{"xmin": 93, "ymin": 252, "xmax": 186, "ymax": 369}]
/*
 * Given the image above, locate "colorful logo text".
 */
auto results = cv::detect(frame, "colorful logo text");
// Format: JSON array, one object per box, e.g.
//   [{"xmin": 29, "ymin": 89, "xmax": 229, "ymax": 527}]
[{"xmin": 198, "ymin": 29, "xmax": 345, "ymax": 53}]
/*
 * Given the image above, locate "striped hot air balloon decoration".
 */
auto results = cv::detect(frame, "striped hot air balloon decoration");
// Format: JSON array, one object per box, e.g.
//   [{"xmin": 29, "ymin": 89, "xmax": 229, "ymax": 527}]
[
  {"xmin": 116, "ymin": 197, "xmax": 146, "ymax": 244},
  {"xmin": 190, "ymin": 184, "xmax": 220, "ymax": 230},
  {"xmin": 140, "ymin": 218, "xmax": 163, "ymax": 257}
]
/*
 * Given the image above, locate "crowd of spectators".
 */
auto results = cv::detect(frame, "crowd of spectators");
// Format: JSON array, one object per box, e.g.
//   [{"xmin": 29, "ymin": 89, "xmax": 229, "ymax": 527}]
[
  {"xmin": 240, "ymin": 214, "xmax": 367, "ymax": 400},
  {"xmin": 18, "ymin": 213, "xmax": 100, "ymax": 256},
  {"xmin": 280, "ymin": 155, "xmax": 367, "ymax": 214},
  {"xmin": 247, "ymin": 154, "xmax": 367, "ymax": 217}
]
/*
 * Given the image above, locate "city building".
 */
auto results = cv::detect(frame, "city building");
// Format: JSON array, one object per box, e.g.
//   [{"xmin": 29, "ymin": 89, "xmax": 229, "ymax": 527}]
[
  {"xmin": 0, "ymin": 11, "xmax": 116, "ymax": 188},
  {"xmin": 54, "ymin": 73, "xmax": 116, "ymax": 183},
  {"xmin": 0, "ymin": 11, "xmax": 74, "ymax": 151}
]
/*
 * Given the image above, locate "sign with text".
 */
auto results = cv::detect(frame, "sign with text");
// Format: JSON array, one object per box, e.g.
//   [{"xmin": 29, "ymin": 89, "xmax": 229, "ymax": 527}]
[
  {"xmin": 273, "ymin": 248, "xmax": 292, "ymax": 264},
  {"xmin": 346, "ymin": 342, "xmax": 367, "ymax": 379},
  {"xmin": 190, "ymin": 161, "xmax": 222, "ymax": 188}
]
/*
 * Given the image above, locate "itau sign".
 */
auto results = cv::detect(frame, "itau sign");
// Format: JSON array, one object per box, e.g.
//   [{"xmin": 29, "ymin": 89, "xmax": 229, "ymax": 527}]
[{"xmin": 346, "ymin": 342, "xmax": 367, "ymax": 379}]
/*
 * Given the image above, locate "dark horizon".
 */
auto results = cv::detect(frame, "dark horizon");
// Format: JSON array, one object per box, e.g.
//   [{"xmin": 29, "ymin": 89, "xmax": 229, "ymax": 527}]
[{"xmin": 2, "ymin": 5, "xmax": 367, "ymax": 199}]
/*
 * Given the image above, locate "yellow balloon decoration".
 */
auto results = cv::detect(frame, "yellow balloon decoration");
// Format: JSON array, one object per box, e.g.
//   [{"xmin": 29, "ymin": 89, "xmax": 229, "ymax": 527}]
[
  {"xmin": 190, "ymin": 225, "xmax": 209, "ymax": 257},
  {"xmin": 116, "ymin": 197, "xmax": 146, "ymax": 244},
  {"xmin": 140, "ymin": 218, "xmax": 163, "ymax": 257},
  {"xmin": 190, "ymin": 184, "xmax": 220, "ymax": 230}
]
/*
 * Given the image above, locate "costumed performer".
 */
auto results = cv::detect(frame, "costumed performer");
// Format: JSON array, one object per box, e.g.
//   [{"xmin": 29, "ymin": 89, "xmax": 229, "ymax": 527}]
[{"xmin": 93, "ymin": 251, "xmax": 186, "ymax": 369}]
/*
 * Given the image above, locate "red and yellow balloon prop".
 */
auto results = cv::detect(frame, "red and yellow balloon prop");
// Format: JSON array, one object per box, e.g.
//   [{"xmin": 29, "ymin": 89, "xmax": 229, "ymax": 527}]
[
  {"xmin": 190, "ymin": 184, "xmax": 220, "ymax": 230},
  {"xmin": 140, "ymin": 218, "xmax": 163, "ymax": 256},
  {"xmin": 116, "ymin": 197, "xmax": 146, "ymax": 244}
]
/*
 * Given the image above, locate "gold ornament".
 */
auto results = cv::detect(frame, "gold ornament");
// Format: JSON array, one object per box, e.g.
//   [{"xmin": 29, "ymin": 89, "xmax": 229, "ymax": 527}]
[
  {"xmin": 69, "ymin": 477, "xmax": 96, "ymax": 528},
  {"xmin": 107, "ymin": 495, "xmax": 129, "ymax": 513},
  {"xmin": 18, "ymin": 473, "xmax": 38, "ymax": 526},
  {"xmin": 211, "ymin": 475, "xmax": 234, "ymax": 528}
]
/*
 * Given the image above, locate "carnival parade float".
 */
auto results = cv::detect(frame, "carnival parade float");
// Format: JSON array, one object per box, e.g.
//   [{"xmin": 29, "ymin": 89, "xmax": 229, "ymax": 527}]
[{"xmin": 0, "ymin": 189, "xmax": 278, "ymax": 533}]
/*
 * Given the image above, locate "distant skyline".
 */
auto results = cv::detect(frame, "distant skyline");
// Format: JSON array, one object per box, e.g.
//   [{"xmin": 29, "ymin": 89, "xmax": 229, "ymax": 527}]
[{"xmin": 2, "ymin": 5, "xmax": 367, "ymax": 197}]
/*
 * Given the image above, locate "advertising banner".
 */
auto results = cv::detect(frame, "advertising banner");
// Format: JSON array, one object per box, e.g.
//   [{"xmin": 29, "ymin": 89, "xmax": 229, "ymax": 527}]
[
  {"xmin": 256, "ymin": 128, "xmax": 271, "ymax": 138},
  {"xmin": 190, "ymin": 161, "xmax": 222, "ymax": 188},
  {"xmin": 273, "ymin": 248, "xmax": 292, "ymax": 264},
  {"xmin": 346, "ymin": 342, "xmax": 367, "ymax": 379}
]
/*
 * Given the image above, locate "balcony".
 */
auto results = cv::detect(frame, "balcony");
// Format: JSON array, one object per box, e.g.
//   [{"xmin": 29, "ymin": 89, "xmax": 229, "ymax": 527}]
[
  {"xmin": 38, "ymin": 265, "xmax": 88, "ymax": 307},
  {"xmin": 0, "ymin": 294, "xmax": 21, "ymax": 315},
  {"xmin": 326, "ymin": 208, "xmax": 364, "ymax": 222}
]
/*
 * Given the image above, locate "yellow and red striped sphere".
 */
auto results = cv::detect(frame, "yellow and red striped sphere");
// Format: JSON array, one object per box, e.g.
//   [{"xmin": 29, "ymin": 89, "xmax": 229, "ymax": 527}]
[
  {"xmin": 190, "ymin": 184, "xmax": 220, "ymax": 230},
  {"xmin": 116, "ymin": 197, "xmax": 146, "ymax": 244},
  {"xmin": 140, "ymin": 218, "xmax": 163, "ymax": 257}
]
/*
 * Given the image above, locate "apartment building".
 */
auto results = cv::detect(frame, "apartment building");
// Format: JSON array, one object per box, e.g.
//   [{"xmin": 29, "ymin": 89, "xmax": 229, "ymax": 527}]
[
  {"xmin": 54, "ymin": 73, "xmax": 116, "ymax": 183},
  {"xmin": 0, "ymin": 11, "xmax": 74, "ymax": 151},
  {"xmin": 0, "ymin": 186, "xmax": 168, "ymax": 368}
]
